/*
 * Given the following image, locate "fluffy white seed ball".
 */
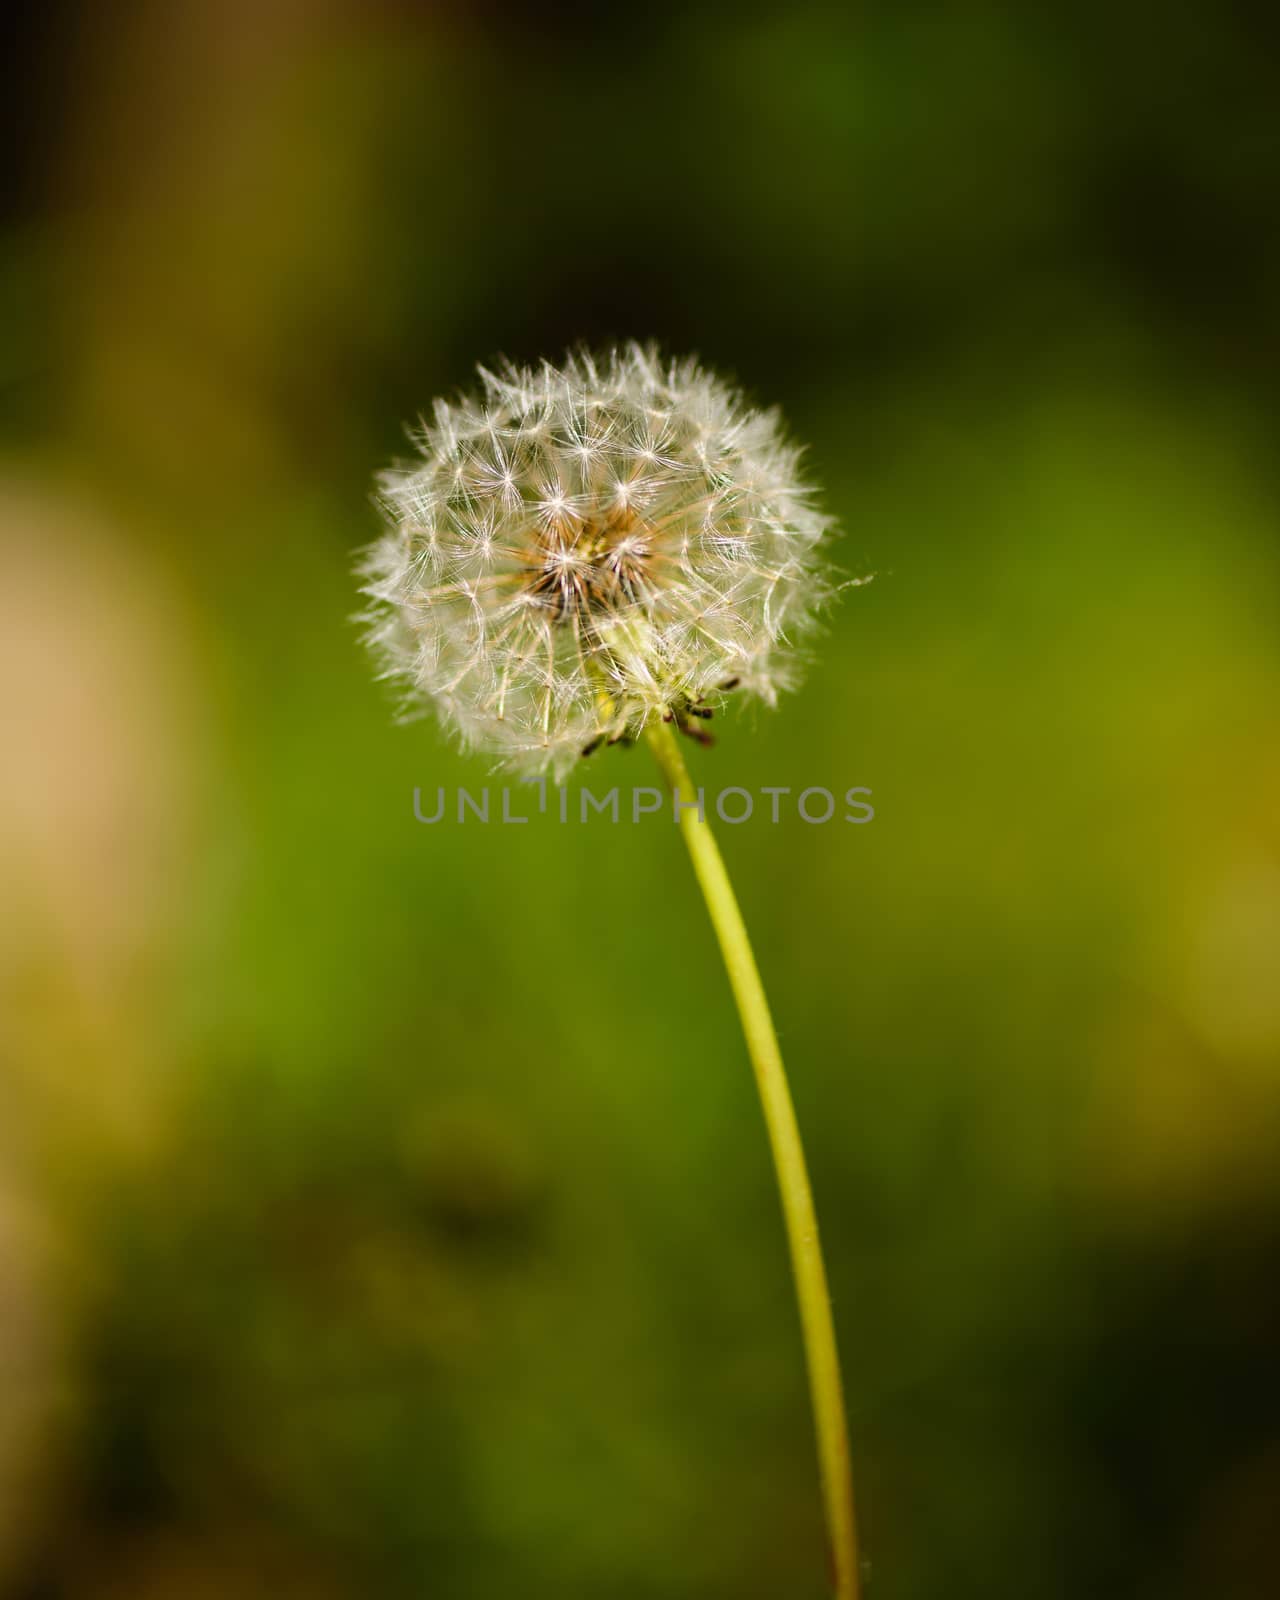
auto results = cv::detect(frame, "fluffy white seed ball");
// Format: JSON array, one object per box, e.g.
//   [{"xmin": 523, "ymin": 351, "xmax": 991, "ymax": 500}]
[{"xmin": 360, "ymin": 344, "xmax": 837, "ymax": 775}]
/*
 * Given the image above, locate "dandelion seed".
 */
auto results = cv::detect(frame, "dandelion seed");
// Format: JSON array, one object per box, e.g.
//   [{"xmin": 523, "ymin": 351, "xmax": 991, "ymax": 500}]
[{"xmin": 359, "ymin": 344, "xmax": 840, "ymax": 774}]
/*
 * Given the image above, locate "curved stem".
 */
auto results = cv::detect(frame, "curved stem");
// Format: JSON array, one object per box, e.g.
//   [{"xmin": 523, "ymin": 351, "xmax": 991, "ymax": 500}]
[{"xmin": 644, "ymin": 719, "xmax": 860, "ymax": 1600}]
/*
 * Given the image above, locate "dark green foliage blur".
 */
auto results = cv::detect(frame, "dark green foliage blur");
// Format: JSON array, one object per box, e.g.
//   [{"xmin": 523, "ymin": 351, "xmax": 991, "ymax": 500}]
[{"xmin": 2, "ymin": 4, "xmax": 1278, "ymax": 1598}]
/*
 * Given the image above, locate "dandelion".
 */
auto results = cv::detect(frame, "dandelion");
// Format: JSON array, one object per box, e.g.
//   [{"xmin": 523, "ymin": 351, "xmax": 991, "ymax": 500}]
[
  {"xmin": 359, "ymin": 345, "xmax": 863, "ymax": 1599},
  {"xmin": 360, "ymin": 343, "xmax": 837, "ymax": 775}
]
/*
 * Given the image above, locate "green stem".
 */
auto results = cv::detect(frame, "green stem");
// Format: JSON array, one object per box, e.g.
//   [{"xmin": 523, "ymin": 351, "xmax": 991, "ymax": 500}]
[{"xmin": 645, "ymin": 719, "xmax": 860, "ymax": 1600}]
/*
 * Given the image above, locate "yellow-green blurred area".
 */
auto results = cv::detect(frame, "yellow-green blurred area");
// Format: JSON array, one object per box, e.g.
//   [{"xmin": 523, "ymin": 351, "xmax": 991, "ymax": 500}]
[{"xmin": 2, "ymin": 2, "xmax": 1278, "ymax": 1596}]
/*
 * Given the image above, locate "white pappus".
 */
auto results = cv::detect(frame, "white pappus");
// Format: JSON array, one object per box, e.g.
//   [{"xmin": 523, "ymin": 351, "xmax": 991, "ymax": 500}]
[{"xmin": 359, "ymin": 343, "xmax": 840, "ymax": 776}]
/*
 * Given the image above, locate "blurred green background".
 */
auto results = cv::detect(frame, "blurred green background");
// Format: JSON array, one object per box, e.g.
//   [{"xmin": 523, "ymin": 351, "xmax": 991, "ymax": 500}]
[{"xmin": 2, "ymin": 3, "xmax": 1278, "ymax": 1597}]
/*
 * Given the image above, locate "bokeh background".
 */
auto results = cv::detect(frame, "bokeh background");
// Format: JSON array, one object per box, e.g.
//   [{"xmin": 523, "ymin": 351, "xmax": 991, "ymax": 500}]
[{"xmin": 2, "ymin": 3, "xmax": 1279, "ymax": 1596}]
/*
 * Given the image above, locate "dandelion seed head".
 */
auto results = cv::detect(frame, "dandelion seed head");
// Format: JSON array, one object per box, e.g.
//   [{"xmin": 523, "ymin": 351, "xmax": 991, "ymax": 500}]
[{"xmin": 359, "ymin": 344, "xmax": 840, "ymax": 774}]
